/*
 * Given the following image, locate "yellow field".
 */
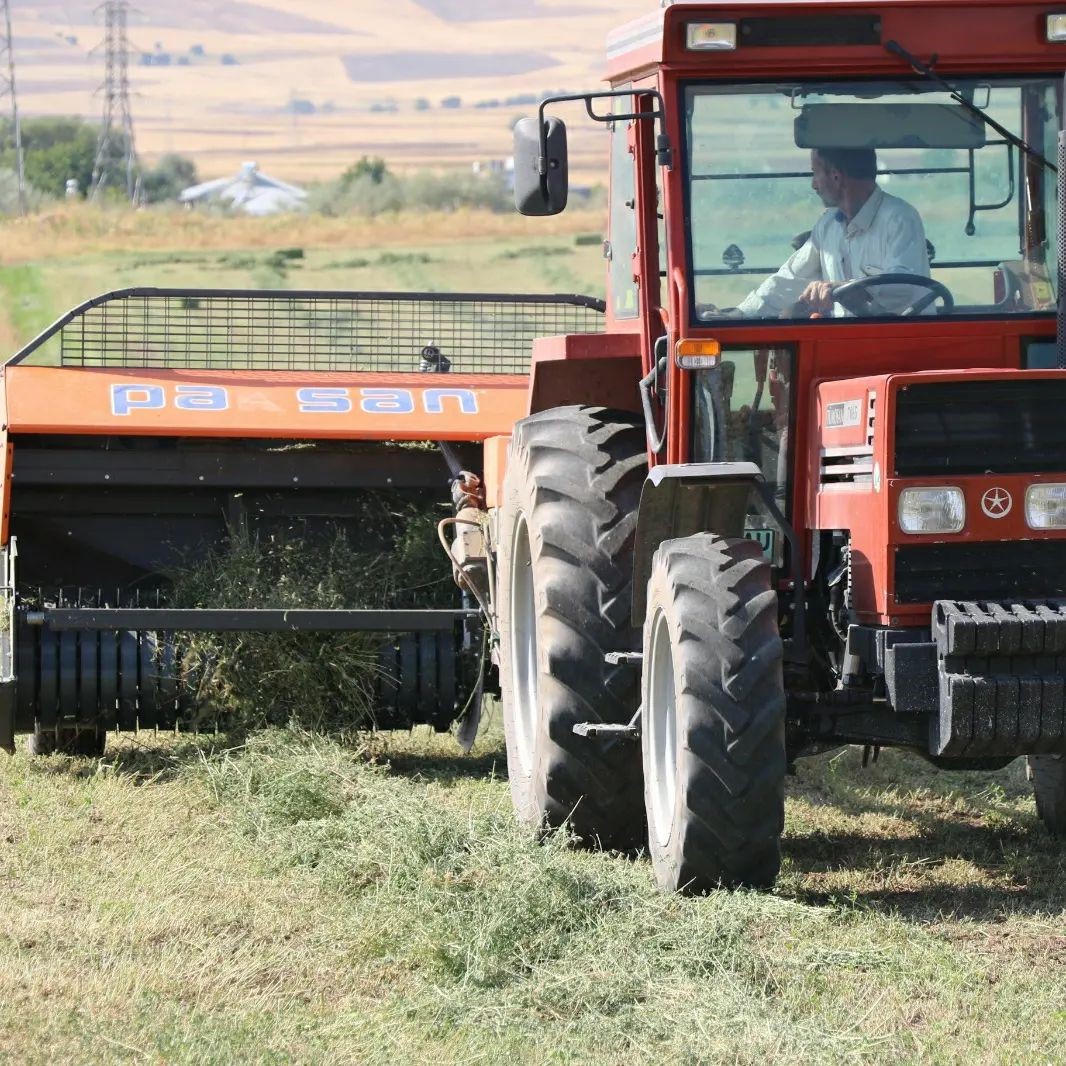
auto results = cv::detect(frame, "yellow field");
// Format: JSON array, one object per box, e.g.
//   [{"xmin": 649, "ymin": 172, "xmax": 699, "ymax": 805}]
[
  {"xmin": 12, "ymin": 0, "xmax": 650, "ymax": 184},
  {"xmin": 0, "ymin": 203, "xmax": 604, "ymax": 265}
]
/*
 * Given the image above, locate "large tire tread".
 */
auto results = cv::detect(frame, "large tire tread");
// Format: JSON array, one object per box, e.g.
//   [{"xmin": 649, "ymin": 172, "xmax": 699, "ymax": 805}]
[
  {"xmin": 1029, "ymin": 754, "xmax": 1066, "ymax": 837},
  {"xmin": 644, "ymin": 534, "xmax": 786, "ymax": 891},
  {"xmin": 499, "ymin": 405, "xmax": 646, "ymax": 849}
]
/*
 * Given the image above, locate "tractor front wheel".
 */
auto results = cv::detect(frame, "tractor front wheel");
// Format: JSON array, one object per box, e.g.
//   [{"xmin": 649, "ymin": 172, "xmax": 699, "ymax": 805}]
[
  {"xmin": 642, "ymin": 534, "xmax": 786, "ymax": 892},
  {"xmin": 1028, "ymin": 754, "xmax": 1066, "ymax": 837}
]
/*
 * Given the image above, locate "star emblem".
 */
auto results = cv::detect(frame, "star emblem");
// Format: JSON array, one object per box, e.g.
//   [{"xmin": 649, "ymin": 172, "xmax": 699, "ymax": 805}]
[{"xmin": 981, "ymin": 487, "xmax": 1012, "ymax": 519}]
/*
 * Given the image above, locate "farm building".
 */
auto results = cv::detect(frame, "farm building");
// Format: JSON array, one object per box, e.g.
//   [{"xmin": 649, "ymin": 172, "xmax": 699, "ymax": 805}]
[{"xmin": 179, "ymin": 162, "xmax": 307, "ymax": 215}]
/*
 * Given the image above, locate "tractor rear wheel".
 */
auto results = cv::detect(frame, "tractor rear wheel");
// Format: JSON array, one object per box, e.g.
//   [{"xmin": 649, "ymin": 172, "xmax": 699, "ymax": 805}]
[
  {"xmin": 1028, "ymin": 754, "xmax": 1066, "ymax": 837},
  {"xmin": 498, "ymin": 406, "xmax": 646, "ymax": 850},
  {"xmin": 642, "ymin": 534, "xmax": 786, "ymax": 892}
]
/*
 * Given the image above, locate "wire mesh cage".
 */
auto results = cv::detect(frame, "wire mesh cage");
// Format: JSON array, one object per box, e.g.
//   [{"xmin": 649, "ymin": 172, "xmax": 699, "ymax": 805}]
[{"xmin": 10, "ymin": 288, "xmax": 606, "ymax": 375}]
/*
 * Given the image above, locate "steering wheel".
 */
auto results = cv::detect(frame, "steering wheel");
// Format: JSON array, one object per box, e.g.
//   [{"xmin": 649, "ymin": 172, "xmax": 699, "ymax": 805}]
[{"xmin": 831, "ymin": 274, "xmax": 955, "ymax": 318}]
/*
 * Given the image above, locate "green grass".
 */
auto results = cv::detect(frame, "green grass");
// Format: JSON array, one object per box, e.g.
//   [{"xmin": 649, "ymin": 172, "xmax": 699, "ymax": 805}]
[
  {"xmin": 0, "ymin": 723, "xmax": 1062, "ymax": 1064},
  {"xmin": 0, "ymin": 264, "xmax": 55, "ymax": 352}
]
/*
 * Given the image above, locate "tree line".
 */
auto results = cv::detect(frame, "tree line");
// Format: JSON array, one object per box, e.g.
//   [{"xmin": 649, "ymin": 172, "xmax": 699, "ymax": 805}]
[{"xmin": 0, "ymin": 117, "xmax": 198, "ymax": 207}]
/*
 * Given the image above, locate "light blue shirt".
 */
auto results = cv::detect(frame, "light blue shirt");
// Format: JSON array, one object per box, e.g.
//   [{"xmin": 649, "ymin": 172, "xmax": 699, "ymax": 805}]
[{"xmin": 736, "ymin": 187, "xmax": 931, "ymax": 317}]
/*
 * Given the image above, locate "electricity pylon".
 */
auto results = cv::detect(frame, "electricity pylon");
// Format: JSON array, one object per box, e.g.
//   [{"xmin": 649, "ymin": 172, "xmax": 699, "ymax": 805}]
[
  {"xmin": 0, "ymin": 0, "xmax": 27, "ymax": 214},
  {"xmin": 90, "ymin": 0, "xmax": 140, "ymax": 203}
]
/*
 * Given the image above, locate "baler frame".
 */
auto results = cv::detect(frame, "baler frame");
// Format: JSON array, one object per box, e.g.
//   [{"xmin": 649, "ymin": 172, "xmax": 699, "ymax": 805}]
[{"xmin": 0, "ymin": 287, "xmax": 606, "ymax": 753}]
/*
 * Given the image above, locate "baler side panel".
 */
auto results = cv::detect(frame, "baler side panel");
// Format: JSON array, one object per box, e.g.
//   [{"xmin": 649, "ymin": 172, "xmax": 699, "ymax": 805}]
[{"xmin": 4, "ymin": 367, "xmax": 530, "ymax": 442}]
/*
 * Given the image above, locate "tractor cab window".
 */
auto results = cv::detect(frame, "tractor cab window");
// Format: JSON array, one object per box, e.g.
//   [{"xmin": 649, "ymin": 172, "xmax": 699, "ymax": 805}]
[
  {"xmin": 609, "ymin": 89, "xmax": 639, "ymax": 320},
  {"xmin": 685, "ymin": 77, "xmax": 1061, "ymax": 324}
]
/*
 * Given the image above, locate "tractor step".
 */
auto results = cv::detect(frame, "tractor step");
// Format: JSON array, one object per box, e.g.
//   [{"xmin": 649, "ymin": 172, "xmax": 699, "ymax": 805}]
[
  {"xmin": 573, "ymin": 708, "xmax": 642, "ymax": 740},
  {"xmin": 604, "ymin": 652, "xmax": 643, "ymax": 667},
  {"xmin": 572, "ymin": 721, "xmax": 641, "ymax": 739}
]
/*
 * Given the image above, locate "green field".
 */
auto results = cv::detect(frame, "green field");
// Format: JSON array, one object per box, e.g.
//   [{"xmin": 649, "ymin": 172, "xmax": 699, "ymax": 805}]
[
  {"xmin": 0, "ymin": 215, "xmax": 606, "ymax": 356},
  {"xmin": 0, "ymin": 210, "xmax": 1063, "ymax": 1064}
]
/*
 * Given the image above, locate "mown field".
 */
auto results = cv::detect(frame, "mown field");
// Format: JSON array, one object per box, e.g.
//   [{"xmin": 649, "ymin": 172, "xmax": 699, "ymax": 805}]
[
  {"xmin": 0, "ymin": 725, "xmax": 1063, "ymax": 1064},
  {"xmin": 0, "ymin": 206, "xmax": 607, "ymax": 353},
  {"xmin": 0, "ymin": 207, "xmax": 1063, "ymax": 1064}
]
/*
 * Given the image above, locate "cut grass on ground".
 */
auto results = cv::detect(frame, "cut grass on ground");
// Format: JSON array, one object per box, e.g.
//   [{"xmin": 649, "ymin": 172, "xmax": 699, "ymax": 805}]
[{"xmin": 0, "ymin": 724, "xmax": 1062, "ymax": 1064}]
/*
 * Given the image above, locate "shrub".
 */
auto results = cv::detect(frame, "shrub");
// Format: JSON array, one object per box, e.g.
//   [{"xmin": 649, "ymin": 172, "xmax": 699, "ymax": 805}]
[
  {"xmin": 0, "ymin": 167, "xmax": 46, "ymax": 214},
  {"xmin": 140, "ymin": 153, "xmax": 198, "ymax": 203},
  {"xmin": 0, "ymin": 116, "xmax": 103, "ymax": 198},
  {"xmin": 310, "ymin": 163, "xmax": 512, "ymax": 217}
]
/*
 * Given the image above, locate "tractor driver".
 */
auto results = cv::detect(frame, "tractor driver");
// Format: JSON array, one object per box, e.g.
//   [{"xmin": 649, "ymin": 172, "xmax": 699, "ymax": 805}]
[{"xmin": 727, "ymin": 147, "xmax": 931, "ymax": 318}]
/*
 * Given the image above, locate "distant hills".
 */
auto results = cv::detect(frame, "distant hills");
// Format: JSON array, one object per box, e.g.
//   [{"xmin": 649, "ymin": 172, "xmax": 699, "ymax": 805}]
[{"xmin": 11, "ymin": 0, "xmax": 650, "ymax": 183}]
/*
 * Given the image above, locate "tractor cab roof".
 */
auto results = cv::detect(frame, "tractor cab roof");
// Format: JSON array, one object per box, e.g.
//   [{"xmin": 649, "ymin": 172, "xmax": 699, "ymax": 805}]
[{"xmin": 607, "ymin": 1, "xmax": 1066, "ymax": 81}]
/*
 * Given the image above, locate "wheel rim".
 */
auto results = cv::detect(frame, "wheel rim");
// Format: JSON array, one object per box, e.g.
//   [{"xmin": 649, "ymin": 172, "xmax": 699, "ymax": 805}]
[
  {"xmin": 509, "ymin": 514, "xmax": 539, "ymax": 774},
  {"xmin": 646, "ymin": 609, "xmax": 678, "ymax": 850}
]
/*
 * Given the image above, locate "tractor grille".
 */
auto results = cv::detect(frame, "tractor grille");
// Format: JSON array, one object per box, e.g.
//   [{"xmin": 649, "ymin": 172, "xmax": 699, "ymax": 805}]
[
  {"xmin": 10, "ymin": 288, "xmax": 605, "ymax": 374},
  {"xmin": 895, "ymin": 379, "xmax": 1066, "ymax": 476},
  {"xmin": 894, "ymin": 540, "xmax": 1066, "ymax": 604}
]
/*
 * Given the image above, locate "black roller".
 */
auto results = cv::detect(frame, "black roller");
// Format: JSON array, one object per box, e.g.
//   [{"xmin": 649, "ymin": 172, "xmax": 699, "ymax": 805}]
[
  {"xmin": 138, "ymin": 630, "xmax": 157, "ymax": 726},
  {"xmin": 37, "ymin": 630, "xmax": 57, "ymax": 732},
  {"xmin": 99, "ymin": 631, "xmax": 118, "ymax": 730},
  {"xmin": 15, "ymin": 620, "xmax": 37, "ymax": 731},
  {"xmin": 398, "ymin": 634, "xmax": 418, "ymax": 722},
  {"xmin": 157, "ymin": 635, "xmax": 179, "ymax": 730},
  {"xmin": 435, "ymin": 630, "xmax": 458, "ymax": 732},
  {"xmin": 59, "ymin": 631, "xmax": 78, "ymax": 723},
  {"xmin": 376, "ymin": 639, "xmax": 400, "ymax": 727},
  {"xmin": 16, "ymin": 614, "xmax": 482, "ymax": 737},
  {"xmin": 79, "ymin": 631, "xmax": 98, "ymax": 726},
  {"xmin": 118, "ymin": 630, "xmax": 139, "ymax": 730},
  {"xmin": 419, "ymin": 632, "xmax": 438, "ymax": 720}
]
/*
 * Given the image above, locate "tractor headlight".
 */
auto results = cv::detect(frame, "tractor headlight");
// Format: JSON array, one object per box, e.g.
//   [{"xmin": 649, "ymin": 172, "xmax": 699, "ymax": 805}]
[
  {"xmin": 898, "ymin": 487, "xmax": 965, "ymax": 534},
  {"xmin": 1026, "ymin": 484, "xmax": 1066, "ymax": 529}
]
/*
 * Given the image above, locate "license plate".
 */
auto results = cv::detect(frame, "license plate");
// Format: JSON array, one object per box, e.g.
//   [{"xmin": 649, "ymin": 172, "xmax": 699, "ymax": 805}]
[{"xmin": 745, "ymin": 528, "xmax": 776, "ymax": 560}]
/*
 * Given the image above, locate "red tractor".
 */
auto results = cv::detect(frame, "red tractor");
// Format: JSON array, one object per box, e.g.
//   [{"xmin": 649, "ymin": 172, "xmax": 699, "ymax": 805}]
[{"xmin": 459, "ymin": 0, "xmax": 1066, "ymax": 891}]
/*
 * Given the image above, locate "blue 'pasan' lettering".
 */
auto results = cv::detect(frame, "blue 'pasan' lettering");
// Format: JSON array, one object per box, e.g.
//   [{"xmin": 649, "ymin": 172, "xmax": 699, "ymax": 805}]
[
  {"xmin": 109, "ymin": 383, "xmax": 480, "ymax": 417},
  {"xmin": 175, "ymin": 385, "xmax": 228, "ymax": 411},
  {"xmin": 297, "ymin": 387, "xmax": 352, "ymax": 414},
  {"xmin": 361, "ymin": 389, "xmax": 416, "ymax": 415},
  {"xmin": 423, "ymin": 389, "xmax": 478, "ymax": 414},
  {"xmin": 111, "ymin": 384, "xmax": 165, "ymax": 416}
]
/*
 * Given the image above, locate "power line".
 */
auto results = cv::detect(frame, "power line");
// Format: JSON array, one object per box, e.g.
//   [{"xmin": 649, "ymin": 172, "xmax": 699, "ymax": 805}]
[
  {"xmin": 0, "ymin": 0, "xmax": 27, "ymax": 215},
  {"xmin": 91, "ymin": 0, "xmax": 140, "ymax": 203}
]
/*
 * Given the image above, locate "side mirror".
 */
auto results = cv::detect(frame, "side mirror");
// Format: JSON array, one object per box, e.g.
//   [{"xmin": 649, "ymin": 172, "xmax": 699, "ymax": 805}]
[{"xmin": 513, "ymin": 115, "xmax": 569, "ymax": 216}]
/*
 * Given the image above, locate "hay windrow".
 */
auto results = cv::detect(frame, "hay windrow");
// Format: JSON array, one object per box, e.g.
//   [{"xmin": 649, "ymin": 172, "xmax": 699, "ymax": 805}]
[{"xmin": 168, "ymin": 500, "xmax": 452, "ymax": 733}]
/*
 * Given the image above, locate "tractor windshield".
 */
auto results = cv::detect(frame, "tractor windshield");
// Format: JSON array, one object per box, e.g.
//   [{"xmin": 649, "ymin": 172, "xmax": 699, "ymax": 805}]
[{"xmin": 686, "ymin": 77, "xmax": 1061, "ymax": 324}]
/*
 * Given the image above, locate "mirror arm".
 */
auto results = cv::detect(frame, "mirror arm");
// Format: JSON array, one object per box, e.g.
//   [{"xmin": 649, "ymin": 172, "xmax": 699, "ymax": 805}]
[{"xmin": 537, "ymin": 89, "xmax": 673, "ymax": 171}]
